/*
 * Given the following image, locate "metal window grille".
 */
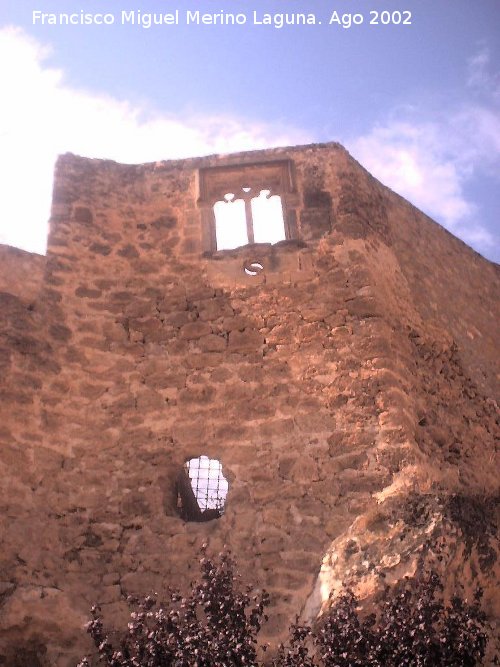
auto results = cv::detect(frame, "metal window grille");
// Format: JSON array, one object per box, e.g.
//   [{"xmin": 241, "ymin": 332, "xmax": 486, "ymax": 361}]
[{"xmin": 185, "ymin": 456, "xmax": 228, "ymax": 512}]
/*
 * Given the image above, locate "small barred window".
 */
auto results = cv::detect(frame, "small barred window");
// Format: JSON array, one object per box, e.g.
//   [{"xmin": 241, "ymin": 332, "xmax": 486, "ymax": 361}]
[{"xmin": 177, "ymin": 456, "xmax": 228, "ymax": 522}]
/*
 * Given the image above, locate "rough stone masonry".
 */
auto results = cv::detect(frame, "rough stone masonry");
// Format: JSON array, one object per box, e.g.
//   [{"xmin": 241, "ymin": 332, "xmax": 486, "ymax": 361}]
[{"xmin": 0, "ymin": 142, "xmax": 498, "ymax": 666}]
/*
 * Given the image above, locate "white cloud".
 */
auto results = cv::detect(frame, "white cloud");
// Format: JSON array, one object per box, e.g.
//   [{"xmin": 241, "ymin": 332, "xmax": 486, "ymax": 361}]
[
  {"xmin": 349, "ymin": 121, "xmax": 475, "ymax": 223},
  {"xmin": 0, "ymin": 26, "xmax": 311, "ymax": 254},
  {"xmin": 466, "ymin": 47, "xmax": 500, "ymax": 100},
  {"xmin": 347, "ymin": 51, "xmax": 500, "ymax": 259},
  {"xmin": 467, "ymin": 48, "xmax": 490, "ymax": 89}
]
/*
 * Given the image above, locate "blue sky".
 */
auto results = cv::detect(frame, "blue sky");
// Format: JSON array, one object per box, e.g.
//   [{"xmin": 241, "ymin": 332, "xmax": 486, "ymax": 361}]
[{"xmin": 1, "ymin": 0, "xmax": 499, "ymax": 262}]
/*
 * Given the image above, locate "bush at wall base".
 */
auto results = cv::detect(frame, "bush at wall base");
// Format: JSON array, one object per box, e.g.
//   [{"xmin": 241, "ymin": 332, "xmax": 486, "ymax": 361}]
[{"xmin": 78, "ymin": 552, "xmax": 489, "ymax": 667}]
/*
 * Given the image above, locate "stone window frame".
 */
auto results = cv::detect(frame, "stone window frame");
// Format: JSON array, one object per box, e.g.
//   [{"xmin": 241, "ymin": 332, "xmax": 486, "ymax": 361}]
[{"xmin": 198, "ymin": 160, "xmax": 299, "ymax": 253}]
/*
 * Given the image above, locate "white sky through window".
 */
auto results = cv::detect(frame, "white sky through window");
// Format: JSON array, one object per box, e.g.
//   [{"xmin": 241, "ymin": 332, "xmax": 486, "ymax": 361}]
[
  {"xmin": 213, "ymin": 189, "xmax": 286, "ymax": 250},
  {"xmin": 251, "ymin": 190, "xmax": 286, "ymax": 244},
  {"xmin": 214, "ymin": 195, "xmax": 247, "ymax": 250},
  {"xmin": 186, "ymin": 455, "xmax": 229, "ymax": 511}
]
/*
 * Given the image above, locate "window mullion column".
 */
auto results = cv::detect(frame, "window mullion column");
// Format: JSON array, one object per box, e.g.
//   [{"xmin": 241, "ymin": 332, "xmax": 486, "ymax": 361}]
[{"xmin": 244, "ymin": 196, "xmax": 254, "ymax": 244}]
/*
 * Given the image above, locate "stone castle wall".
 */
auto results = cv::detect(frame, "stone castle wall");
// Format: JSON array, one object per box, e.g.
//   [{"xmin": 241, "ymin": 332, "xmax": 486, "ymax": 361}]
[{"xmin": 0, "ymin": 143, "xmax": 498, "ymax": 665}]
